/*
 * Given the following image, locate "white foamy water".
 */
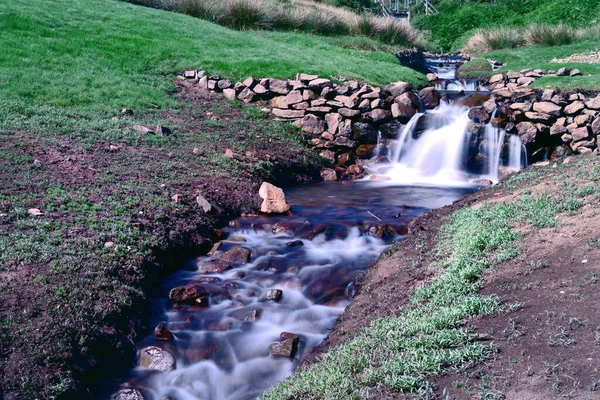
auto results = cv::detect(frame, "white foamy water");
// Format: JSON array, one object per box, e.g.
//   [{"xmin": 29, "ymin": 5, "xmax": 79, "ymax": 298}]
[{"xmin": 369, "ymin": 103, "xmax": 525, "ymax": 187}]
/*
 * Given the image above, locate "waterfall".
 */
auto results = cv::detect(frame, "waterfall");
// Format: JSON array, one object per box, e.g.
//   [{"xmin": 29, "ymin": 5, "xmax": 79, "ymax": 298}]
[
  {"xmin": 370, "ymin": 103, "xmax": 526, "ymax": 186},
  {"xmin": 374, "ymin": 131, "xmax": 383, "ymax": 156},
  {"xmin": 390, "ymin": 112, "xmax": 423, "ymax": 163},
  {"xmin": 482, "ymin": 124, "xmax": 506, "ymax": 181},
  {"xmin": 507, "ymin": 134, "xmax": 524, "ymax": 171}
]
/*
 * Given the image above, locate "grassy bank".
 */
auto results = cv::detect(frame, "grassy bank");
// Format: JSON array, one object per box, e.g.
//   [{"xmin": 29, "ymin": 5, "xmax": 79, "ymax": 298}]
[
  {"xmin": 0, "ymin": 0, "xmax": 427, "ymax": 397},
  {"xmin": 266, "ymin": 157, "xmax": 597, "ymax": 398},
  {"xmin": 0, "ymin": 0, "xmax": 423, "ymax": 131},
  {"xmin": 414, "ymin": 0, "xmax": 600, "ymax": 51},
  {"xmin": 458, "ymin": 41, "xmax": 600, "ymax": 91}
]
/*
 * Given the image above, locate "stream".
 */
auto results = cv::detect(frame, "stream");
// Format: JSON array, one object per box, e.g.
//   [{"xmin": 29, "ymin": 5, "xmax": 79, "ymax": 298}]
[
  {"xmin": 113, "ymin": 183, "xmax": 472, "ymax": 400},
  {"xmin": 112, "ymin": 57, "xmax": 527, "ymax": 400}
]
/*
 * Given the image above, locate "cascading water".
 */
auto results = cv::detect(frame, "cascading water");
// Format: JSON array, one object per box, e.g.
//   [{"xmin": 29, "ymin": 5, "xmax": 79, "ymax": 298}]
[
  {"xmin": 481, "ymin": 123, "xmax": 506, "ymax": 181},
  {"xmin": 508, "ymin": 134, "xmax": 527, "ymax": 171},
  {"xmin": 369, "ymin": 103, "xmax": 524, "ymax": 186}
]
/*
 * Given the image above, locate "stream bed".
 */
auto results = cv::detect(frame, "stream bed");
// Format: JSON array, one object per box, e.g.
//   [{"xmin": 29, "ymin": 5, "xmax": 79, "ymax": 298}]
[{"xmin": 114, "ymin": 182, "xmax": 473, "ymax": 400}]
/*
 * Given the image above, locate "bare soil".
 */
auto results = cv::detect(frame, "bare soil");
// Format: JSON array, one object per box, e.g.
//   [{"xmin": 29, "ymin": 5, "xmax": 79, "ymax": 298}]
[{"xmin": 0, "ymin": 84, "xmax": 322, "ymax": 399}]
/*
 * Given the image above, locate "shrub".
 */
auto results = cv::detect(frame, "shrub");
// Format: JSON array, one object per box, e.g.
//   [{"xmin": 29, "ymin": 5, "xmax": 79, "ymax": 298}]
[
  {"xmin": 218, "ymin": 0, "xmax": 266, "ymax": 30},
  {"xmin": 174, "ymin": 0, "xmax": 219, "ymax": 19}
]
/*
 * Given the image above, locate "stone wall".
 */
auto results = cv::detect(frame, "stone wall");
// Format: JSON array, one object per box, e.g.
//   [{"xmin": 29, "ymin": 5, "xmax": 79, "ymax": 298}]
[
  {"xmin": 180, "ymin": 70, "xmax": 599, "ymax": 180},
  {"xmin": 180, "ymin": 70, "xmax": 439, "ymax": 181}
]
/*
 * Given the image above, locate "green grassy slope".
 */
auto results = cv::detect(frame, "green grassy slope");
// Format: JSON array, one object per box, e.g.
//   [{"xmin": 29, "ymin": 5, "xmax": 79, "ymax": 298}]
[
  {"xmin": 0, "ymin": 0, "xmax": 422, "ymax": 124},
  {"xmin": 415, "ymin": 0, "xmax": 600, "ymax": 51}
]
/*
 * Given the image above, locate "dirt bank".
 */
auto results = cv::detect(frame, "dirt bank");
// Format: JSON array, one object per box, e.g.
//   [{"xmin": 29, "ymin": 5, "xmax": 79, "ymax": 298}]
[{"xmin": 0, "ymin": 83, "xmax": 323, "ymax": 399}]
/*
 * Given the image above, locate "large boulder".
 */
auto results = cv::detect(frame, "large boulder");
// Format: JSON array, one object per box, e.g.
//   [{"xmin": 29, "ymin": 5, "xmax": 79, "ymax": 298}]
[
  {"xmin": 352, "ymin": 122, "xmax": 378, "ymax": 144},
  {"xmin": 259, "ymin": 182, "xmax": 291, "ymax": 214},
  {"xmin": 138, "ymin": 346, "xmax": 175, "ymax": 372},
  {"xmin": 308, "ymin": 78, "xmax": 333, "ymax": 91},
  {"xmin": 418, "ymin": 87, "xmax": 440, "ymax": 109},
  {"xmin": 585, "ymin": 95, "xmax": 600, "ymax": 110},
  {"xmin": 272, "ymin": 108, "xmax": 305, "ymax": 119},
  {"xmin": 269, "ymin": 79, "xmax": 291, "ymax": 95},
  {"xmin": 571, "ymin": 127, "xmax": 590, "ymax": 142},
  {"xmin": 532, "ymin": 102, "xmax": 562, "ymax": 116},
  {"xmin": 383, "ymin": 81, "xmax": 412, "ymax": 97},
  {"xmin": 369, "ymin": 109, "xmax": 392, "ymax": 125},
  {"xmin": 391, "ymin": 103, "xmax": 416, "ymax": 122},
  {"xmin": 268, "ymin": 332, "xmax": 299, "ymax": 358},
  {"xmin": 169, "ymin": 284, "xmax": 209, "ymax": 306},
  {"xmin": 325, "ymin": 113, "xmax": 342, "ymax": 135},
  {"xmin": 516, "ymin": 122, "xmax": 538, "ymax": 145},
  {"xmin": 468, "ymin": 107, "xmax": 490, "ymax": 123},
  {"xmin": 237, "ymin": 87, "xmax": 255, "ymax": 103},
  {"xmin": 395, "ymin": 92, "xmax": 420, "ymax": 109},
  {"xmin": 298, "ymin": 114, "xmax": 325, "ymax": 135},
  {"xmin": 565, "ymin": 101, "xmax": 585, "ymax": 115}
]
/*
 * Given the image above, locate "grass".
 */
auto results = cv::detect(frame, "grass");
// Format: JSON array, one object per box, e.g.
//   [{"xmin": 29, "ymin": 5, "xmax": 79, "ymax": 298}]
[
  {"xmin": 482, "ymin": 41, "xmax": 600, "ymax": 91},
  {"xmin": 413, "ymin": 0, "xmax": 600, "ymax": 52},
  {"xmin": 0, "ymin": 0, "xmax": 424, "ymax": 136},
  {"xmin": 265, "ymin": 157, "xmax": 596, "ymax": 399},
  {"xmin": 463, "ymin": 23, "xmax": 600, "ymax": 54},
  {"xmin": 126, "ymin": 0, "xmax": 428, "ymax": 48}
]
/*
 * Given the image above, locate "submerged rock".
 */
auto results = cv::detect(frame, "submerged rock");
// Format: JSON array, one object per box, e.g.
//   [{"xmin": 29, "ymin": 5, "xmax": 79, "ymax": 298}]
[
  {"xmin": 264, "ymin": 289, "xmax": 283, "ymax": 301},
  {"xmin": 154, "ymin": 323, "xmax": 173, "ymax": 341},
  {"xmin": 259, "ymin": 182, "xmax": 291, "ymax": 214},
  {"xmin": 218, "ymin": 246, "xmax": 251, "ymax": 264},
  {"xmin": 138, "ymin": 346, "xmax": 175, "ymax": 372}
]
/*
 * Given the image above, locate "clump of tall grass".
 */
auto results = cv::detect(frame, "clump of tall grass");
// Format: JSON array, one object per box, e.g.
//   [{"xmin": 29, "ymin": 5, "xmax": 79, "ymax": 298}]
[
  {"xmin": 463, "ymin": 23, "xmax": 600, "ymax": 54},
  {"xmin": 463, "ymin": 27, "xmax": 525, "ymax": 54},
  {"xmin": 354, "ymin": 14, "xmax": 426, "ymax": 47},
  {"xmin": 124, "ymin": 0, "xmax": 428, "ymax": 48},
  {"xmin": 525, "ymin": 24, "xmax": 577, "ymax": 47}
]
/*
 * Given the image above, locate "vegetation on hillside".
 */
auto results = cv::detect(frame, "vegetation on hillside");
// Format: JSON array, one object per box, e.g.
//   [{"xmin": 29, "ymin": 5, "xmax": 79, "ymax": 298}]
[
  {"xmin": 414, "ymin": 0, "xmax": 600, "ymax": 51},
  {"xmin": 125, "ymin": 0, "xmax": 428, "ymax": 48}
]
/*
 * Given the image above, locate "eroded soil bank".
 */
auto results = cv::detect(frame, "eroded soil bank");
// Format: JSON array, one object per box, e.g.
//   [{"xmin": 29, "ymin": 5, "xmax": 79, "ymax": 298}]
[
  {"xmin": 293, "ymin": 154, "xmax": 600, "ymax": 399},
  {"xmin": 0, "ymin": 84, "xmax": 323, "ymax": 399}
]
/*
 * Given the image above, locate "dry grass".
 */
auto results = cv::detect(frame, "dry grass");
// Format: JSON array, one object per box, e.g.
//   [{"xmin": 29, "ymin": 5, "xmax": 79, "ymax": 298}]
[
  {"xmin": 127, "ymin": 0, "xmax": 427, "ymax": 48},
  {"xmin": 463, "ymin": 23, "xmax": 600, "ymax": 55}
]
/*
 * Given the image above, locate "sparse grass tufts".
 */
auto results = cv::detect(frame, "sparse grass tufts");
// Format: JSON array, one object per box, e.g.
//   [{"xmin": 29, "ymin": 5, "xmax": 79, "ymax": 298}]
[{"xmin": 265, "ymin": 197, "xmax": 523, "ymax": 399}]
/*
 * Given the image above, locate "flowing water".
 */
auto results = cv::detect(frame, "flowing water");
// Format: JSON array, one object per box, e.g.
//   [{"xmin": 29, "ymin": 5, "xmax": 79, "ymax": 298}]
[
  {"xmin": 113, "ymin": 57, "xmax": 528, "ymax": 400},
  {"xmin": 369, "ymin": 103, "xmax": 524, "ymax": 186},
  {"xmin": 114, "ymin": 183, "xmax": 472, "ymax": 400}
]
